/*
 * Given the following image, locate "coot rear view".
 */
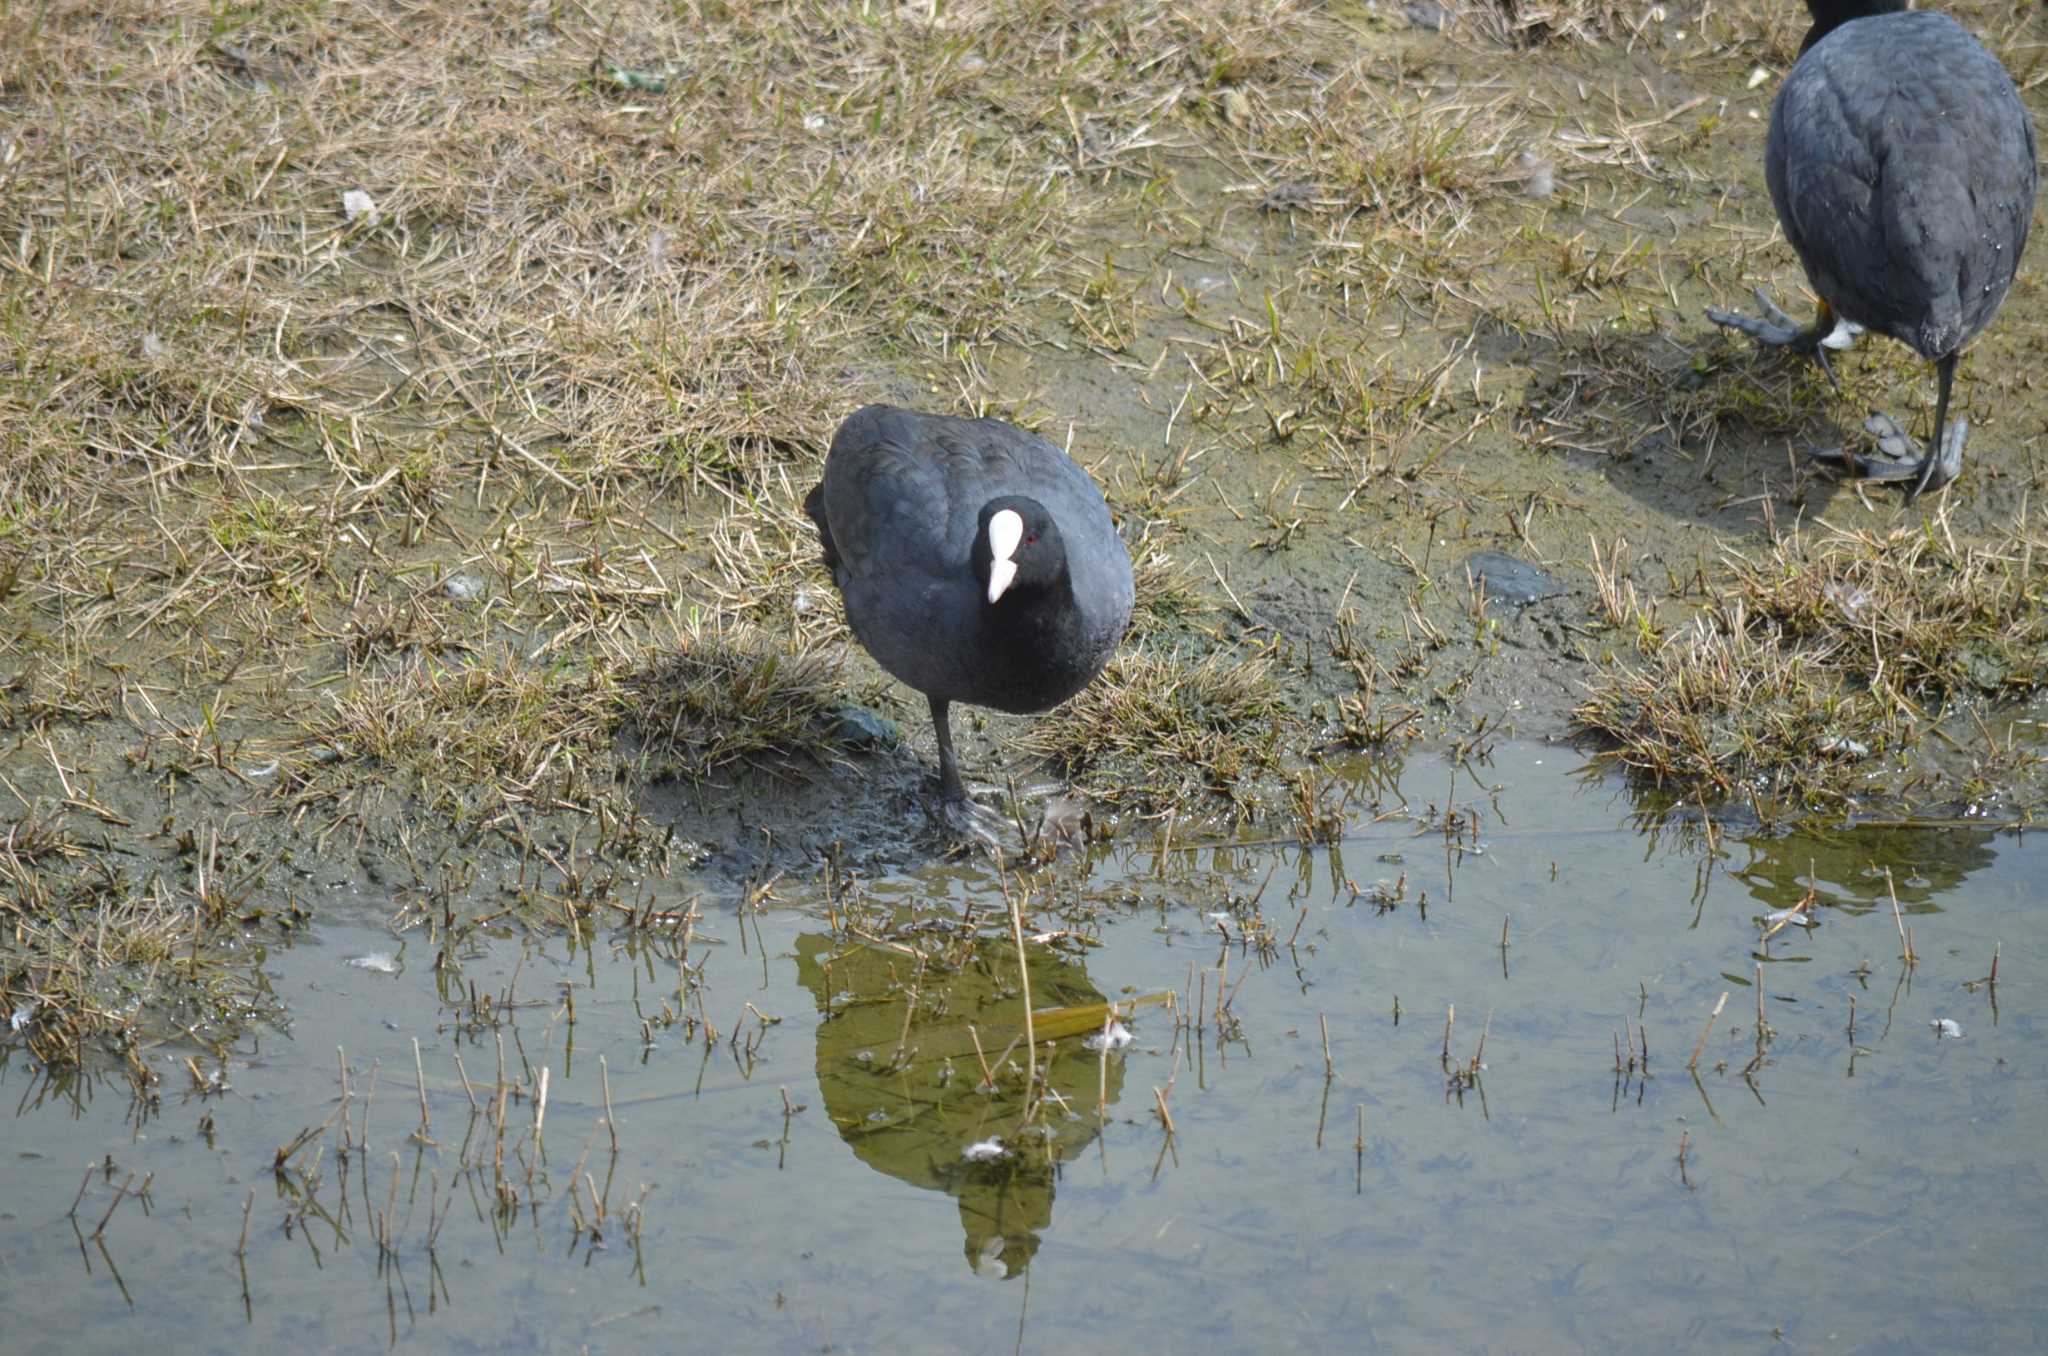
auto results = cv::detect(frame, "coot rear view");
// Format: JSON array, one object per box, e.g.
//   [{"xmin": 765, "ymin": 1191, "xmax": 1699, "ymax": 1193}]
[
  {"xmin": 1708, "ymin": 0, "xmax": 2037, "ymax": 500},
  {"xmin": 805, "ymin": 405, "xmax": 1134, "ymax": 812}
]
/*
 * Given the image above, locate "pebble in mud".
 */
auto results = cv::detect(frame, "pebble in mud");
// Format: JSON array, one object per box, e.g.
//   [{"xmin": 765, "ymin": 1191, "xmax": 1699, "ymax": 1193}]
[
  {"xmin": 442, "ymin": 570, "xmax": 487, "ymax": 601},
  {"xmin": 829, "ymin": 705, "xmax": 900, "ymax": 751},
  {"xmin": 1402, "ymin": 1, "xmax": 1448, "ymax": 30},
  {"xmin": 1460, "ymin": 552, "xmax": 1563, "ymax": 610}
]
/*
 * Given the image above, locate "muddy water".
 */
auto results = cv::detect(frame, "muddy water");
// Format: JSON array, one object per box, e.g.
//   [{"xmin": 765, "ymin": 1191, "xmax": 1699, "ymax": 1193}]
[{"xmin": 3, "ymin": 744, "xmax": 2043, "ymax": 1353}]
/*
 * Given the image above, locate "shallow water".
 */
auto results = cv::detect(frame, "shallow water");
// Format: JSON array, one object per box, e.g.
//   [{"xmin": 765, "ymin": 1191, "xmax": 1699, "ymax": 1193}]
[{"xmin": 4, "ymin": 743, "xmax": 2044, "ymax": 1354}]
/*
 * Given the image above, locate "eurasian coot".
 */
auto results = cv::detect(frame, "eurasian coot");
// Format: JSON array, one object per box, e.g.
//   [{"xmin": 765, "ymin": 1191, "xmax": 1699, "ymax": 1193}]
[
  {"xmin": 804, "ymin": 405, "xmax": 1134, "ymax": 810},
  {"xmin": 1707, "ymin": 0, "xmax": 2037, "ymax": 500}
]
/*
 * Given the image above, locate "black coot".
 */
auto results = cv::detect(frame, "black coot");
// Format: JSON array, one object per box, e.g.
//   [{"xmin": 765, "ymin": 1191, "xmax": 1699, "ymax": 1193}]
[
  {"xmin": 804, "ymin": 405, "xmax": 1134, "ymax": 808},
  {"xmin": 1708, "ymin": 0, "xmax": 2037, "ymax": 500}
]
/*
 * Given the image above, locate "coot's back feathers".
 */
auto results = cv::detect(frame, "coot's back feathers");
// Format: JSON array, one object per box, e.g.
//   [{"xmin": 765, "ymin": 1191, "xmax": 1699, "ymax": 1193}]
[
  {"xmin": 1708, "ymin": 0, "xmax": 2038, "ymax": 498},
  {"xmin": 1768, "ymin": 10, "xmax": 2036, "ymax": 363}
]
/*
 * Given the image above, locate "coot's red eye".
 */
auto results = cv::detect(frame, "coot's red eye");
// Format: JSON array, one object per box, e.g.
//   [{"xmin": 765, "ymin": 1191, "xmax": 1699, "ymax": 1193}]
[{"xmin": 1025, "ymin": 534, "xmax": 1037, "ymax": 546}]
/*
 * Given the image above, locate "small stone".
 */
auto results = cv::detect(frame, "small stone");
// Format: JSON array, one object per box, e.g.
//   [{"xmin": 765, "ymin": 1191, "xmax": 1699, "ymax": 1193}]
[
  {"xmin": 443, "ymin": 570, "xmax": 486, "ymax": 602},
  {"xmin": 342, "ymin": 189, "xmax": 377, "ymax": 223},
  {"xmin": 830, "ymin": 705, "xmax": 899, "ymax": 750},
  {"xmin": 1461, "ymin": 552, "xmax": 1562, "ymax": 608},
  {"xmin": 1402, "ymin": 1, "xmax": 1447, "ymax": 30}
]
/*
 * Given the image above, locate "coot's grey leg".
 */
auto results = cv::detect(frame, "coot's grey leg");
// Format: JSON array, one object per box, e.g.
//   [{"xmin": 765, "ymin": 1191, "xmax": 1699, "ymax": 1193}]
[
  {"xmin": 926, "ymin": 695, "xmax": 1005, "ymax": 843},
  {"xmin": 929, "ymin": 695, "xmax": 967, "ymax": 802},
  {"xmin": 1706, "ymin": 291, "xmax": 1850, "ymax": 392},
  {"xmin": 1805, "ymin": 355, "xmax": 1965, "ymax": 501},
  {"xmin": 1906, "ymin": 354, "xmax": 1962, "ymax": 503}
]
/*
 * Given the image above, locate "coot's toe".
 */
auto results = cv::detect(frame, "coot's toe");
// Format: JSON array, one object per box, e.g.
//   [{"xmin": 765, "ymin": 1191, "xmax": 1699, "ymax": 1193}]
[{"xmin": 1807, "ymin": 413, "xmax": 1969, "ymax": 496}]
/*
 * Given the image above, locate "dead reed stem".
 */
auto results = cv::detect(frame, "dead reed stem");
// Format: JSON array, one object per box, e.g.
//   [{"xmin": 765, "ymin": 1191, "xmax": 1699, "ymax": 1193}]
[
  {"xmin": 412, "ymin": 1037, "xmax": 431, "ymax": 1142},
  {"xmin": 1689, "ymin": 992, "xmax": 1729, "ymax": 1071},
  {"xmin": 1886, "ymin": 868, "xmax": 1917, "ymax": 968},
  {"xmin": 601, "ymin": 1055, "xmax": 618, "ymax": 1153},
  {"xmin": 1006, "ymin": 876, "xmax": 1037, "ymax": 1105},
  {"xmin": 1152, "ymin": 1086, "xmax": 1176, "ymax": 1137},
  {"xmin": 1098, "ymin": 1015, "xmax": 1113, "ymax": 1119}
]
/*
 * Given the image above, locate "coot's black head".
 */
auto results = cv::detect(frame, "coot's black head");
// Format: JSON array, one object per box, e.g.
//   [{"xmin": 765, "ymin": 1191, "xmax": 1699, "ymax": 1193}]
[
  {"xmin": 1798, "ymin": 0, "xmax": 1908, "ymax": 53},
  {"xmin": 973, "ymin": 496, "xmax": 1067, "ymax": 607}
]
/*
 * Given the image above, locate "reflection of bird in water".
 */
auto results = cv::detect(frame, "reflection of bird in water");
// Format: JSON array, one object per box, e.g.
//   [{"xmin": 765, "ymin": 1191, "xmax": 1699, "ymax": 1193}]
[
  {"xmin": 792, "ymin": 931, "xmax": 1136, "ymax": 1277},
  {"xmin": 1730, "ymin": 822, "xmax": 2001, "ymax": 917},
  {"xmin": 1707, "ymin": 0, "xmax": 2037, "ymax": 499}
]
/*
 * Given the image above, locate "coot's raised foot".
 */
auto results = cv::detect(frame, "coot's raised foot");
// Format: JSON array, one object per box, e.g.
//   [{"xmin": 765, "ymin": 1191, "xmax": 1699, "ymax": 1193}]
[
  {"xmin": 925, "ymin": 777, "xmax": 1087, "ymax": 854},
  {"xmin": 928, "ymin": 784, "xmax": 1007, "ymax": 846},
  {"xmin": 1705, "ymin": 288, "xmax": 1856, "ymax": 391}
]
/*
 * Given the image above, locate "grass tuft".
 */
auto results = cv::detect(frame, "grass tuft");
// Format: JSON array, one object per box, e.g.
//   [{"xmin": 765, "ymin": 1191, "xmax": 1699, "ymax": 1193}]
[
  {"xmin": 1019, "ymin": 647, "xmax": 1294, "ymax": 818},
  {"xmin": 1128, "ymin": 546, "xmax": 1218, "ymax": 639},
  {"xmin": 1575, "ymin": 510, "xmax": 2048, "ymax": 811},
  {"xmin": 288, "ymin": 649, "xmax": 619, "ymax": 827},
  {"xmin": 620, "ymin": 617, "xmax": 868, "ymax": 784}
]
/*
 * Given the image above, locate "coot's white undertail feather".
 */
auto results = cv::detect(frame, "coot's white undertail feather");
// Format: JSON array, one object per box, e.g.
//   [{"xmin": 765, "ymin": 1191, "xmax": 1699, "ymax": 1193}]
[
  {"xmin": 1707, "ymin": 0, "xmax": 2037, "ymax": 501},
  {"xmin": 804, "ymin": 405, "xmax": 1134, "ymax": 812}
]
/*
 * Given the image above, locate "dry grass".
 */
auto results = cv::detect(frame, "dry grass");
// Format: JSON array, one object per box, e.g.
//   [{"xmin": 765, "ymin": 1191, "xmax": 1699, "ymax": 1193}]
[
  {"xmin": 1265, "ymin": 79, "xmax": 1529, "ymax": 308},
  {"xmin": 286, "ymin": 648, "xmax": 619, "ymax": 827},
  {"xmin": 1019, "ymin": 647, "xmax": 1294, "ymax": 817},
  {"xmin": 1576, "ymin": 508, "xmax": 2048, "ymax": 812},
  {"xmin": 620, "ymin": 616, "xmax": 877, "ymax": 783}
]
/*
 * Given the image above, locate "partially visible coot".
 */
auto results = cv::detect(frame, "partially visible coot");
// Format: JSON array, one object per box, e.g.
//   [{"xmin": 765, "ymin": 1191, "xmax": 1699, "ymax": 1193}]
[
  {"xmin": 1708, "ymin": 0, "xmax": 2037, "ymax": 501},
  {"xmin": 805, "ymin": 405, "xmax": 1134, "ymax": 818}
]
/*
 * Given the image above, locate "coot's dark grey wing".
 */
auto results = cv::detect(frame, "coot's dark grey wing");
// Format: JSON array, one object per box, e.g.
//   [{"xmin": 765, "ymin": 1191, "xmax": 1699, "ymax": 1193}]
[
  {"xmin": 1769, "ymin": 13, "xmax": 2036, "ymax": 358},
  {"xmin": 1765, "ymin": 73, "xmax": 1881, "ymax": 316},
  {"xmin": 817, "ymin": 405, "xmax": 967, "ymax": 586},
  {"xmin": 810, "ymin": 406, "xmax": 988, "ymax": 708}
]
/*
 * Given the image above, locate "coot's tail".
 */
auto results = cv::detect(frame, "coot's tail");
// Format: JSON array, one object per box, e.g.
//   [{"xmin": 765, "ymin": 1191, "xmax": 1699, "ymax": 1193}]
[{"xmin": 802, "ymin": 482, "xmax": 840, "ymax": 571}]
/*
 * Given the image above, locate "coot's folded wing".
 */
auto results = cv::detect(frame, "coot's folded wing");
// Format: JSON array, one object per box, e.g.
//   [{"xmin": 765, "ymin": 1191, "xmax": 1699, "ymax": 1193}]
[{"xmin": 820, "ymin": 405, "xmax": 962, "ymax": 583}]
